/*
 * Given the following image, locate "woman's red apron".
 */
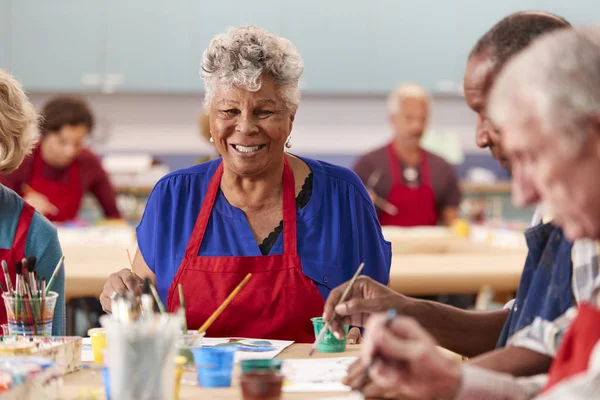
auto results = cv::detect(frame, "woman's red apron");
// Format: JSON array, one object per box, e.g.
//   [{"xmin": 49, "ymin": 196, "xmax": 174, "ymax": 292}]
[
  {"xmin": 378, "ymin": 143, "xmax": 439, "ymax": 227},
  {"xmin": 0, "ymin": 202, "xmax": 34, "ymax": 325},
  {"xmin": 166, "ymin": 158, "xmax": 325, "ymax": 342},
  {"xmin": 543, "ymin": 303, "xmax": 600, "ymax": 392},
  {"xmin": 27, "ymin": 149, "xmax": 84, "ymax": 222}
]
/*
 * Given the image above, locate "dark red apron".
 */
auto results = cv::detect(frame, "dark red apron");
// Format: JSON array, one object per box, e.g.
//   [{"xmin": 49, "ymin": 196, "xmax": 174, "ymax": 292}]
[
  {"xmin": 166, "ymin": 158, "xmax": 325, "ymax": 342},
  {"xmin": 543, "ymin": 303, "xmax": 600, "ymax": 392},
  {"xmin": 378, "ymin": 143, "xmax": 438, "ymax": 227},
  {"xmin": 0, "ymin": 201, "xmax": 34, "ymax": 324},
  {"xmin": 27, "ymin": 149, "xmax": 84, "ymax": 222}
]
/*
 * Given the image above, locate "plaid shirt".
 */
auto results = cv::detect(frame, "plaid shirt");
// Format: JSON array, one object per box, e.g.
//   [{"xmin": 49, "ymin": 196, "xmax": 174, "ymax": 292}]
[
  {"xmin": 457, "ymin": 234, "xmax": 600, "ymax": 400},
  {"xmin": 508, "ymin": 211, "xmax": 599, "ymax": 357}
]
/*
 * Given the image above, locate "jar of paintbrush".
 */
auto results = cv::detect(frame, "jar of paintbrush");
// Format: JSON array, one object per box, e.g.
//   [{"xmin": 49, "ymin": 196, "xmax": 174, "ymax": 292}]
[{"xmin": 1, "ymin": 256, "xmax": 63, "ymax": 336}]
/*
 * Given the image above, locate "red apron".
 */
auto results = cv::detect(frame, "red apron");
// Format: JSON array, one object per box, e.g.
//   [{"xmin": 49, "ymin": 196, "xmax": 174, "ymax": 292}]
[
  {"xmin": 378, "ymin": 143, "xmax": 439, "ymax": 227},
  {"xmin": 543, "ymin": 303, "xmax": 600, "ymax": 392},
  {"xmin": 166, "ymin": 158, "xmax": 325, "ymax": 342},
  {"xmin": 0, "ymin": 201, "xmax": 34, "ymax": 325},
  {"xmin": 27, "ymin": 149, "xmax": 84, "ymax": 222}
]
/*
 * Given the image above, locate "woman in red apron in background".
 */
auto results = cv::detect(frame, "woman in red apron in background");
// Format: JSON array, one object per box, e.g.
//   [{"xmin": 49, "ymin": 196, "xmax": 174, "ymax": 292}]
[
  {"xmin": 0, "ymin": 70, "xmax": 66, "ymax": 334},
  {"xmin": 353, "ymin": 83, "xmax": 461, "ymax": 228},
  {"xmin": 0, "ymin": 95, "xmax": 121, "ymax": 223}
]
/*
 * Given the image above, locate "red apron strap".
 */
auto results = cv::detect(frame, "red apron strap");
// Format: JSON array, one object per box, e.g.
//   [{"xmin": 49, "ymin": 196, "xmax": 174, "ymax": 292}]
[
  {"xmin": 13, "ymin": 202, "xmax": 35, "ymax": 257},
  {"xmin": 281, "ymin": 157, "xmax": 297, "ymax": 256},
  {"xmin": 183, "ymin": 162, "xmax": 224, "ymax": 258},
  {"xmin": 184, "ymin": 157, "xmax": 298, "ymax": 258},
  {"xmin": 386, "ymin": 142, "xmax": 402, "ymax": 185}
]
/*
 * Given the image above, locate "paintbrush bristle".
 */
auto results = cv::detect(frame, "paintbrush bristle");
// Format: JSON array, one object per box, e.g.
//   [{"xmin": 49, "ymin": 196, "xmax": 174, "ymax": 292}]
[
  {"xmin": 15, "ymin": 264, "xmax": 22, "ymax": 275},
  {"xmin": 25, "ymin": 256, "xmax": 36, "ymax": 272},
  {"xmin": 143, "ymin": 278, "xmax": 152, "ymax": 294}
]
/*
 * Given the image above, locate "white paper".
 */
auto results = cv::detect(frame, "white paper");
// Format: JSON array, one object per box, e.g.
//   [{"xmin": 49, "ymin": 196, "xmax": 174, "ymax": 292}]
[
  {"xmin": 81, "ymin": 337, "xmax": 93, "ymax": 363},
  {"xmin": 202, "ymin": 337, "xmax": 294, "ymax": 363},
  {"xmin": 282, "ymin": 357, "xmax": 356, "ymax": 393}
]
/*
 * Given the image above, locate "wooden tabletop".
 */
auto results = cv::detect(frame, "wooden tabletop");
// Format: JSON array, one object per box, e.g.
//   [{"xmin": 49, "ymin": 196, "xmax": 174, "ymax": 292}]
[
  {"xmin": 62, "ymin": 344, "xmax": 361, "ymax": 399},
  {"xmin": 61, "ymin": 240, "xmax": 526, "ymax": 300}
]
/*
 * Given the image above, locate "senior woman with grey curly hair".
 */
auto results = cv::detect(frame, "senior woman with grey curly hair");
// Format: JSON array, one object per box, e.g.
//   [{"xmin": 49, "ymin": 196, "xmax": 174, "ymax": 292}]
[{"xmin": 100, "ymin": 26, "xmax": 391, "ymax": 342}]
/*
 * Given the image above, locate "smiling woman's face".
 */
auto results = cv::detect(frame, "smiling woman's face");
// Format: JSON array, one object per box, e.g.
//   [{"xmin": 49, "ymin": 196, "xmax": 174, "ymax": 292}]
[{"xmin": 209, "ymin": 76, "xmax": 294, "ymax": 178}]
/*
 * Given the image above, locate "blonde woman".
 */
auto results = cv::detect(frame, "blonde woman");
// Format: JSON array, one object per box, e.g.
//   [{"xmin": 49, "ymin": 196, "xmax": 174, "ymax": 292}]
[{"xmin": 0, "ymin": 70, "xmax": 65, "ymax": 334}]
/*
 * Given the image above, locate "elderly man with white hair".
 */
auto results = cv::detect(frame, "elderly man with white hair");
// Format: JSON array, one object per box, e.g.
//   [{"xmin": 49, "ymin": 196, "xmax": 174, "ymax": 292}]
[
  {"xmin": 353, "ymin": 83, "xmax": 461, "ymax": 227},
  {"xmin": 353, "ymin": 27, "xmax": 600, "ymax": 400}
]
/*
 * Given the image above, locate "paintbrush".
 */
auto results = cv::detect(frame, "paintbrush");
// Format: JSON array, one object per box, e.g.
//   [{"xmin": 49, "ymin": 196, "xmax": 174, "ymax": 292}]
[
  {"xmin": 141, "ymin": 279, "xmax": 155, "ymax": 318},
  {"xmin": 355, "ymin": 308, "xmax": 397, "ymax": 391},
  {"xmin": 45, "ymin": 256, "xmax": 65, "ymax": 295},
  {"xmin": 366, "ymin": 170, "xmax": 399, "ymax": 216},
  {"xmin": 1, "ymin": 260, "xmax": 13, "ymax": 296},
  {"xmin": 309, "ymin": 262, "xmax": 365, "ymax": 356},
  {"xmin": 24, "ymin": 257, "xmax": 37, "ymax": 294},
  {"xmin": 178, "ymin": 284, "xmax": 188, "ymax": 335},
  {"xmin": 41, "ymin": 277, "xmax": 46, "ymax": 325},
  {"xmin": 198, "ymin": 273, "xmax": 253, "ymax": 334},
  {"xmin": 147, "ymin": 279, "xmax": 166, "ymax": 315}
]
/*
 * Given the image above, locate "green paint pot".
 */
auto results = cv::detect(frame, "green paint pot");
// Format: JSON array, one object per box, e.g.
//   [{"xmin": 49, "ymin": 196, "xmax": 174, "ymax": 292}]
[{"xmin": 311, "ymin": 317, "xmax": 349, "ymax": 353}]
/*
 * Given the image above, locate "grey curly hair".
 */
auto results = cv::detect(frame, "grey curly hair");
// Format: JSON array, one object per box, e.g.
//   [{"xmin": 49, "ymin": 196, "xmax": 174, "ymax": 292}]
[
  {"xmin": 201, "ymin": 25, "xmax": 304, "ymax": 112},
  {"xmin": 0, "ymin": 70, "xmax": 38, "ymax": 174}
]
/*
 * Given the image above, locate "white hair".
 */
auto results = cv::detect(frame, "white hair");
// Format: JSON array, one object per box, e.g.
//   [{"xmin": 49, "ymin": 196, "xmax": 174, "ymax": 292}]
[
  {"xmin": 488, "ymin": 27, "xmax": 600, "ymax": 154},
  {"xmin": 0, "ymin": 70, "xmax": 38, "ymax": 173},
  {"xmin": 201, "ymin": 25, "xmax": 304, "ymax": 112},
  {"xmin": 387, "ymin": 83, "xmax": 431, "ymax": 114}
]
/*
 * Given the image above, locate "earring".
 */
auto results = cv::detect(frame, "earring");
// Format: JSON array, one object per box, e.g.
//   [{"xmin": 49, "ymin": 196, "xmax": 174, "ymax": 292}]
[
  {"xmin": 209, "ymin": 137, "xmax": 214, "ymax": 144},
  {"xmin": 285, "ymin": 137, "xmax": 292, "ymax": 149}
]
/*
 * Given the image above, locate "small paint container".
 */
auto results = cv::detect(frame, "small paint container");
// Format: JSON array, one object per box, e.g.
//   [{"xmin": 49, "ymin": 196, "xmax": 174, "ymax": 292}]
[
  {"xmin": 192, "ymin": 346, "xmax": 237, "ymax": 388},
  {"xmin": 240, "ymin": 370, "xmax": 284, "ymax": 400},
  {"xmin": 311, "ymin": 317, "xmax": 349, "ymax": 353},
  {"xmin": 88, "ymin": 328, "xmax": 107, "ymax": 365},
  {"xmin": 240, "ymin": 359, "xmax": 283, "ymax": 373}
]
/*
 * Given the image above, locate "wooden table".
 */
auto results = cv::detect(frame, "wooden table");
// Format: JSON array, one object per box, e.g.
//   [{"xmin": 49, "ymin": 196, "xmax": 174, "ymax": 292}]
[
  {"xmin": 62, "ymin": 241, "xmax": 526, "ymax": 300},
  {"xmin": 62, "ymin": 344, "xmax": 361, "ymax": 399}
]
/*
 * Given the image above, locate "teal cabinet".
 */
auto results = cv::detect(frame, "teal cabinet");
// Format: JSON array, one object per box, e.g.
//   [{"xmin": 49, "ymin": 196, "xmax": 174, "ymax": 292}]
[
  {"xmin": 5, "ymin": 0, "xmax": 599, "ymax": 93},
  {"xmin": 104, "ymin": 0, "xmax": 200, "ymax": 92},
  {"xmin": 281, "ymin": 1, "xmax": 375, "ymax": 93},
  {"xmin": 8, "ymin": 0, "xmax": 104, "ymax": 91}
]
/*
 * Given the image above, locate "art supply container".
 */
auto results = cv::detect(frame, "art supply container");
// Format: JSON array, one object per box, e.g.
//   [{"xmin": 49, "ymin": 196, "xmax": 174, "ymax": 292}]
[
  {"xmin": 100, "ymin": 314, "xmax": 181, "ymax": 400},
  {"xmin": 176, "ymin": 331, "xmax": 204, "ymax": 364},
  {"xmin": 174, "ymin": 356, "xmax": 187, "ymax": 400},
  {"xmin": 311, "ymin": 317, "xmax": 349, "ymax": 353},
  {"xmin": 192, "ymin": 346, "xmax": 237, "ymax": 388},
  {"xmin": 240, "ymin": 359, "xmax": 283, "ymax": 373},
  {"xmin": 240, "ymin": 370, "xmax": 284, "ymax": 400},
  {"xmin": 88, "ymin": 328, "xmax": 107, "ymax": 365},
  {"xmin": 2, "ymin": 291, "xmax": 58, "ymax": 336},
  {"xmin": 102, "ymin": 366, "xmax": 112, "ymax": 400}
]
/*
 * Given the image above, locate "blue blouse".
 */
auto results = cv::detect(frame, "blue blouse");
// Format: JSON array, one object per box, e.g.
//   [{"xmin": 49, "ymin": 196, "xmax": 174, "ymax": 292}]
[{"xmin": 136, "ymin": 156, "xmax": 392, "ymax": 305}]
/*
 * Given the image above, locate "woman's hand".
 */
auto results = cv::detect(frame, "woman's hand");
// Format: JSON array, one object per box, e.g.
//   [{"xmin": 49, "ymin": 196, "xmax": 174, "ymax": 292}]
[
  {"xmin": 323, "ymin": 276, "xmax": 409, "ymax": 340},
  {"xmin": 99, "ymin": 269, "xmax": 143, "ymax": 313},
  {"xmin": 346, "ymin": 313, "xmax": 463, "ymax": 400}
]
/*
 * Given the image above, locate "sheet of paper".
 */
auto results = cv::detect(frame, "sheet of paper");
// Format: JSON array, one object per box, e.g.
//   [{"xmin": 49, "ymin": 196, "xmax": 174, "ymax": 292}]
[
  {"xmin": 81, "ymin": 337, "xmax": 93, "ymax": 363},
  {"xmin": 202, "ymin": 337, "xmax": 294, "ymax": 362},
  {"xmin": 282, "ymin": 357, "xmax": 356, "ymax": 393},
  {"xmin": 81, "ymin": 336, "xmax": 294, "ymax": 364}
]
